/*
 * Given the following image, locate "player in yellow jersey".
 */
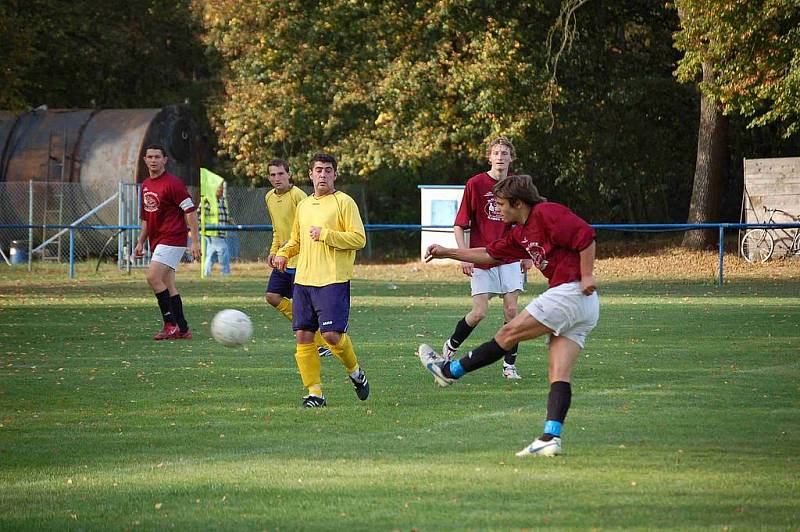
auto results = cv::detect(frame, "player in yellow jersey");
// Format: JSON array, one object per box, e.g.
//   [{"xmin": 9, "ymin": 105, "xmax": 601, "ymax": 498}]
[
  {"xmin": 274, "ymin": 153, "xmax": 369, "ymax": 408},
  {"xmin": 264, "ymin": 159, "xmax": 332, "ymax": 358}
]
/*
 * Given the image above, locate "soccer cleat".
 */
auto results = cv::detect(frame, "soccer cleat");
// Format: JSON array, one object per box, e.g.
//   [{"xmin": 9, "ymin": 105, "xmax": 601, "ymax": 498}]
[
  {"xmin": 154, "ymin": 323, "xmax": 179, "ymax": 340},
  {"xmin": 173, "ymin": 328, "xmax": 193, "ymax": 340},
  {"xmin": 515, "ymin": 437, "xmax": 562, "ymax": 457},
  {"xmin": 349, "ymin": 368, "xmax": 370, "ymax": 400},
  {"xmin": 442, "ymin": 339, "xmax": 459, "ymax": 361},
  {"xmin": 317, "ymin": 345, "xmax": 333, "ymax": 358},
  {"xmin": 502, "ymin": 364, "xmax": 522, "ymax": 380},
  {"xmin": 417, "ymin": 344, "xmax": 455, "ymax": 387},
  {"xmin": 301, "ymin": 395, "xmax": 327, "ymax": 408}
]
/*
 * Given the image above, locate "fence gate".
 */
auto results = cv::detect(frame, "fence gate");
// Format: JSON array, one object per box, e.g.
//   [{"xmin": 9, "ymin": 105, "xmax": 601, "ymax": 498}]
[{"xmin": 118, "ymin": 183, "xmax": 148, "ymax": 269}]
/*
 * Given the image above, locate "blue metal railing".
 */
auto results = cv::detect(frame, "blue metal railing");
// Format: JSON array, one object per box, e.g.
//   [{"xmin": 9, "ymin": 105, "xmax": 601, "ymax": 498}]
[{"xmin": 2, "ymin": 222, "xmax": 799, "ymax": 284}]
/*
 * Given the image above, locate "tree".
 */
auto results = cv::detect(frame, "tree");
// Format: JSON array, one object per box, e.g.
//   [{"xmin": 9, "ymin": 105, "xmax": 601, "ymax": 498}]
[
  {"xmin": 674, "ymin": 0, "xmax": 800, "ymax": 247},
  {"xmin": 675, "ymin": 0, "xmax": 800, "ymax": 137},
  {"xmin": 0, "ymin": 0, "xmax": 211, "ymax": 110},
  {"xmin": 534, "ymin": 1, "xmax": 698, "ymax": 224},
  {"xmin": 201, "ymin": 0, "xmax": 555, "ymax": 183}
]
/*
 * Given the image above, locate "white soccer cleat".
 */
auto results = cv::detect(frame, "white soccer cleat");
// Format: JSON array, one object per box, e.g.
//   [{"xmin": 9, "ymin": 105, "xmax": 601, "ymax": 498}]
[
  {"xmin": 515, "ymin": 437, "xmax": 562, "ymax": 457},
  {"xmin": 442, "ymin": 339, "xmax": 459, "ymax": 361},
  {"xmin": 502, "ymin": 364, "xmax": 522, "ymax": 380},
  {"xmin": 417, "ymin": 344, "xmax": 455, "ymax": 387}
]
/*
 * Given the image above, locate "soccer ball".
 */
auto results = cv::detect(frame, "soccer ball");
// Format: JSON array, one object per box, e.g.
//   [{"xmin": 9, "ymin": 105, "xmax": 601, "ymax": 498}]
[{"xmin": 211, "ymin": 309, "xmax": 253, "ymax": 347}]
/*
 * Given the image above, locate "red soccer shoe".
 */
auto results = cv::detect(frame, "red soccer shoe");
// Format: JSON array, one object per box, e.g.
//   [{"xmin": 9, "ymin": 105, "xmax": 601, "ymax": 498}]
[
  {"xmin": 154, "ymin": 323, "xmax": 179, "ymax": 340},
  {"xmin": 173, "ymin": 328, "xmax": 193, "ymax": 340}
]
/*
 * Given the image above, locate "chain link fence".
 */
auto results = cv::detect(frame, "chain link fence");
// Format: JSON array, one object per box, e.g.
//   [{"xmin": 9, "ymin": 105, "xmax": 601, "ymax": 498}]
[
  {"xmin": 0, "ymin": 181, "xmax": 412, "ymax": 266},
  {"xmin": 0, "ymin": 182, "xmax": 122, "ymax": 264}
]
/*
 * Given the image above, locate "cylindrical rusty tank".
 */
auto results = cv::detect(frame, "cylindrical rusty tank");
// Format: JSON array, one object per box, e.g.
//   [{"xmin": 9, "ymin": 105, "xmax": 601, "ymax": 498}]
[
  {"xmin": 0, "ymin": 106, "xmax": 200, "ymax": 259},
  {"xmin": 0, "ymin": 105, "xmax": 199, "ymax": 191}
]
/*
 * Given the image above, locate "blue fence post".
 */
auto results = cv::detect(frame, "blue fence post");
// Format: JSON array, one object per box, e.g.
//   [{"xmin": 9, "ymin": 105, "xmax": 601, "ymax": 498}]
[
  {"xmin": 718, "ymin": 226, "xmax": 725, "ymax": 286},
  {"xmin": 69, "ymin": 228, "xmax": 75, "ymax": 279}
]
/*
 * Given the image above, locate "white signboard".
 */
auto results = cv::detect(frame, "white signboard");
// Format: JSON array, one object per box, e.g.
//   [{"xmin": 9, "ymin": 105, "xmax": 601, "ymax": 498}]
[{"xmin": 418, "ymin": 185, "xmax": 465, "ymax": 263}]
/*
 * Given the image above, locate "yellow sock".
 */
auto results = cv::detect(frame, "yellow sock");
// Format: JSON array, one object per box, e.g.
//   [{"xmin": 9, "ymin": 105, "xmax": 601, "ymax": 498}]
[
  {"xmin": 275, "ymin": 298, "xmax": 292, "ymax": 321},
  {"xmin": 294, "ymin": 343, "xmax": 322, "ymax": 396},
  {"xmin": 330, "ymin": 333, "xmax": 359, "ymax": 374}
]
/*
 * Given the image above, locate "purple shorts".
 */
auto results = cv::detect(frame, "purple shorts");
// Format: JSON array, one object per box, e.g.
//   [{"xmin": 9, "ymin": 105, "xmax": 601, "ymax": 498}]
[
  {"xmin": 292, "ymin": 282, "xmax": 350, "ymax": 333},
  {"xmin": 266, "ymin": 268, "xmax": 295, "ymax": 299}
]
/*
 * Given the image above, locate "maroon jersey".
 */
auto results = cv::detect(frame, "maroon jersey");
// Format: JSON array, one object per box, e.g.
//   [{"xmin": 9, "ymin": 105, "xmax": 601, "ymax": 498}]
[
  {"xmin": 486, "ymin": 202, "xmax": 595, "ymax": 288},
  {"xmin": 140, "ymin": 171, "xmax": 196, "ymax": 249},
  {"xmin": 454, "ymin": 172, "xmax": 514, "ymax": 269}
]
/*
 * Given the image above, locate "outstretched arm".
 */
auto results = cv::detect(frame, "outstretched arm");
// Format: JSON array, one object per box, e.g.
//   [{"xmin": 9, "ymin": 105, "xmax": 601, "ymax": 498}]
[{"xmin": 425, "ymin": 244, "xmax": 500, "ymax": 265}]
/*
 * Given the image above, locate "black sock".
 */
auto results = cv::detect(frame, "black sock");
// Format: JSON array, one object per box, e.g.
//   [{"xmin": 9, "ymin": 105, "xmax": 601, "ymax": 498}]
[
  {"xmin": 502, "ymin": 322, "xmax": 518, "ymax": 365},
  {"xmin": 170, "ymin": 294, "xmax": 188, "ymax": 332},
  {"xmin": 448, "ymin": 317, "xmax": 475, "ymax": 349},
  {"xmin": 503, "ymin": 343, "xmax": 518, "ymax": 365},
  {"xmin": 155, "ymin": 289, "xmax": 174, "ymax": 325},
  {"xmin": 458, "ymin": 338, "xmax": 509, "ymax": 373},
  {"xmin": 544, "ymin": 381, "xmax": 572, "ymax": 438}
]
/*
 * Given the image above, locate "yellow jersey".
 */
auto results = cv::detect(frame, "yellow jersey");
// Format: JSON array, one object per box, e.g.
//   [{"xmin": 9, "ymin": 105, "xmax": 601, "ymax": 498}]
[
  {"xmin": 265, "ymin": 185, "xmax": 307, "ymax": 269},
  {"xmin": 277, "ymin": 190, "xmax": 366, "ymax": 286}
]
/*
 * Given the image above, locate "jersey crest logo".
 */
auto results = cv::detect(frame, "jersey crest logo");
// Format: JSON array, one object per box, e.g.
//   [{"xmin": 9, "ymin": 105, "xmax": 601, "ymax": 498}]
[
  {"xmin": 143, "ymin": 191, "xmax": 160, "ymax": 213},
  {"xmin": 483, "ymin": 193, "xmax": 502, "ymax": 221},
  {"xmin": 522, "ymin": 238, "xmax": 549, "ymax": 271}
]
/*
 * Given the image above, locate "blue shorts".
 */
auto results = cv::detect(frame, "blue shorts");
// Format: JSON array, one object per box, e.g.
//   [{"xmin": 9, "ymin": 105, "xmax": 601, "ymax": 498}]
[
  {"xmin": 292, "ymin": 282, "xmax": 350, "ymax": 333},
  {"xmin": 266, "ymin": 268, "xmax": 295, "ymax": 299}
]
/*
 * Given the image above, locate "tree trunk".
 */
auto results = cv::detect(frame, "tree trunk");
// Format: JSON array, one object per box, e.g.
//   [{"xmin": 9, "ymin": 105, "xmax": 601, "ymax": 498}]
[{"xmin": 682, "ymin": 61, "xmax": 729, "ymax": 249}]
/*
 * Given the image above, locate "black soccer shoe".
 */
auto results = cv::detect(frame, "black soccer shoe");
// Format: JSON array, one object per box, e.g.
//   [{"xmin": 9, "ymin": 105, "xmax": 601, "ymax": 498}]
[
  {"xmin": 301, "ymin": 395, "xmax": 327, "ymax": 408},
  {"xmin": 349, "ymin": 369, "xmax": 370, "ymax": 401}
]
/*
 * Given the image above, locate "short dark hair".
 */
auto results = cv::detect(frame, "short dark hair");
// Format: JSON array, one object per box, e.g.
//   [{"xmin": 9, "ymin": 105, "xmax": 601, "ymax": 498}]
[
  {"xmin": 309, "ymin": 152, "xmax": 337, "ymax": 172},
  {"xmin": 144, "ymin": 143, "xmax": 166, "ymax": 156},
  {"xmin": 493, "ymin": 174, "xmax": 547, "ymax": 206},
  {"xmin": 267, "ymin": 159, "xmax": 290, "ymax": 172}
]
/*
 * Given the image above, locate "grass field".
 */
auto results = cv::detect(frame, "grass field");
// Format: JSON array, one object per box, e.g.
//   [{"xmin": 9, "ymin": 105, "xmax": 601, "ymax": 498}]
[{"xmin": 1, "ymin": 257, "xmax": 799, "ymax": 530}]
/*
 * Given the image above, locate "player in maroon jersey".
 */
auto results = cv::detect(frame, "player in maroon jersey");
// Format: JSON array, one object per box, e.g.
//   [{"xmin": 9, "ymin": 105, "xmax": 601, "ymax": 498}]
[
  {"xmin": 134, "ymin": 144, "xmax": 200, "ymax": 340},
  {"xmin": 443, "ymin": 136, "xmax": 532, "ymax": 380},
  {"xmin": 420, "ymin": 174, "xmax": 599, "ymax": 457}
]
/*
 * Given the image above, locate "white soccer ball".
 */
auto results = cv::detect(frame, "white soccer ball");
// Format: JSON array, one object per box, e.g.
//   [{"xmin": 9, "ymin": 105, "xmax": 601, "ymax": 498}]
[{"xmin": 211, "ymin": 309, "xmax": 253, "ymax": 347}]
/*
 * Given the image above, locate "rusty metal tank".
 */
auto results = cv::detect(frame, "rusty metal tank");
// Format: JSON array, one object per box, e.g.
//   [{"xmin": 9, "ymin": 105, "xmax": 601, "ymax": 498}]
[{"xmin": 0, "ymin": 105, "xmax": 199, "ymax": 194}]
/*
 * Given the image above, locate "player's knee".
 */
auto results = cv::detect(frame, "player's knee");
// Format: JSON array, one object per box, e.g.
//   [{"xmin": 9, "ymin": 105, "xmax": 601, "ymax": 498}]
[
  {"xmin": 321, "ymin": 331, "xmax": 341, "ymax": 346},
  {"xmin": 265, "ymin": 292, "xmax": 281, "ymax": 307},
  {"xmin": 145, "ymin": 269, "xmax": 161, "ymax": 288},
  {"xmin": 495, "ymin": 326, "xmax": 515, "ymax": 349},
  {"xmin": 469, "ymin": 308, "xmax": 487, "ymax": 323},
  {"xmin": 504, "ymin": 305, "xmax": 518, "ymax": 320}
]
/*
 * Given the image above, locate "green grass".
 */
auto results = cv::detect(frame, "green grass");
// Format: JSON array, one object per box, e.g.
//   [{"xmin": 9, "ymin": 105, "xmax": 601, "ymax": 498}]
[{"xmin": 1, "ymin": 265, "xmax": 798, "ymax": 530}]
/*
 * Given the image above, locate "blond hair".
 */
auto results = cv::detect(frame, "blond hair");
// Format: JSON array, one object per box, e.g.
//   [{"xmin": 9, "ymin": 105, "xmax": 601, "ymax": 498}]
[{"xmin": 486, "ymin": 136, "xmax": 516, "ymax": 160}]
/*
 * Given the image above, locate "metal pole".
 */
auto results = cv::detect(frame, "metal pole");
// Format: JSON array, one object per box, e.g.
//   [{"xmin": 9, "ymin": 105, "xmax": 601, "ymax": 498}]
[
  {"xmin": 28, "ymin": 180, "xmax": 33, "ymax": 271},
  {"xmin": 69, "ymin": 227, "xmax": 75, "ymax": 279},
  {"xmin": 128, "ymin": 184, "xmax": 134, "ymax": 274},
  {"xmin": 200, "ymin": 196, "xmax": 206, "ymax": 279},
  {"xmin": 118, "ymin": 181, "xmax": 123, "ymax": 269},
  {"xmin": 718, "ymin": 225, "xmax": 725, "ymax": 286}
]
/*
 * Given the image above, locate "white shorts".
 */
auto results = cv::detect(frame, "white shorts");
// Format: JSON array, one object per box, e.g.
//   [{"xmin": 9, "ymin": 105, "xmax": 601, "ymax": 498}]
[
  {"xmin": 525, "ymin": 281, "xmax": 599, "ymax": 348},
  {"xmin": 151, "ymin": 244, "xmax": 186, "ymax": 271},
  {"xmin": 470, "ymin": 262, "xmax": 524, "ymax": 297}
]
